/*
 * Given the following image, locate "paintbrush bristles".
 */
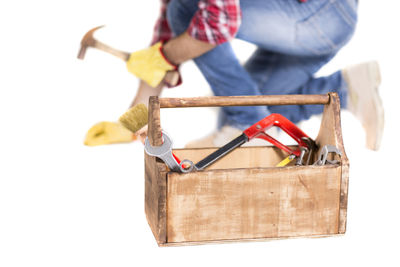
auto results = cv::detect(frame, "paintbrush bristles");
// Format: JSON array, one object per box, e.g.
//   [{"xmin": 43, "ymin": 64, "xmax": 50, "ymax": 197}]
[{"xmin": 119, "ymin": 103, "xmax": 149, "ymax": 133}]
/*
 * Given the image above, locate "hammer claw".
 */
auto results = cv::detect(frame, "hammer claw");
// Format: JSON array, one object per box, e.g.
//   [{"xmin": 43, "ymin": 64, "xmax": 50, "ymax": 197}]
[{"xmin": 77, "ymin": 25, "xmax": 105, "ymax": 60}]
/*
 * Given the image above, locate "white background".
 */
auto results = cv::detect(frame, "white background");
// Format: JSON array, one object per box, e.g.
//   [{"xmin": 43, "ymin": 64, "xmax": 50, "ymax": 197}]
[{"xmin": 1, "ymin": 1, "xmax": 399, "ymax": 266}]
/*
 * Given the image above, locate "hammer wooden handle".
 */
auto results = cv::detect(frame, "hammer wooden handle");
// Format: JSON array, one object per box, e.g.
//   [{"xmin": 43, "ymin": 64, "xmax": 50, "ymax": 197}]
[
  {"xmin": 78, "ymin": 25, "xmax": 180, "ymax": 87},
  {"xmin": 158, "ymin": 94, "xmax": 330, "ymax": 108},
  {"xmin": 164, "ymin": 71, "xmax": 180, "ymax": 87},
  {"xmin": 92, "ymin": 40, "xmax": 130, "ymax": 61}
]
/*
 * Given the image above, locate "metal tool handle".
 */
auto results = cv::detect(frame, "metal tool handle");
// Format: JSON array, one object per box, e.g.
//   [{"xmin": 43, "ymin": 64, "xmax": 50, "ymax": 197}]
[{"xmin": 194, "ymin": 133, "xmax": 248, "ymax": 171}]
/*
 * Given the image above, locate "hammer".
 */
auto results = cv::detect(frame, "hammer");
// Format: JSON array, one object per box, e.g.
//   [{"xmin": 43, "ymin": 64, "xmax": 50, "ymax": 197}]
[{"xmin": 77, "ymin": 25, "xmax": 180, "ymax": 86}]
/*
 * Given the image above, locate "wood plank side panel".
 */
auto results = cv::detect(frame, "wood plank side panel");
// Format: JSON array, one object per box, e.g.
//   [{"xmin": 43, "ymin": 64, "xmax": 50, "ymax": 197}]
[
  {"xmin": 145, "ymin": 153, "xmax": 167, "ymax": 245},
  {"xmin": 167, "ymin": 166, "xmax": 341, "ymax": 243},
  {"xmin": 146, "ymin": 96, "xmax": 168, "ymax": 245},
  {"xmin": 315, "ymin": 93, "xmax": 350, "ymax": 234}
]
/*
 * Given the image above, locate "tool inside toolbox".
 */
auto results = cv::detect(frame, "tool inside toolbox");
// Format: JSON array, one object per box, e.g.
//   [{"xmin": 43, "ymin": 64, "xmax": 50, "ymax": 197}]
[{"xmin": 145, "ymin": 113, "xmax": 343, "ymax": 172}]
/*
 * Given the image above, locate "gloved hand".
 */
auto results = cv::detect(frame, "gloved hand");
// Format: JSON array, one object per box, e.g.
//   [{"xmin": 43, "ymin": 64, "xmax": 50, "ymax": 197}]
[
  {"xmin": 84, "ymin": 121, "xmax": 136, "ymax": 146},
  {"xmin": 126, "ymin": 42, "xmax": 178, "ymax": 87}
]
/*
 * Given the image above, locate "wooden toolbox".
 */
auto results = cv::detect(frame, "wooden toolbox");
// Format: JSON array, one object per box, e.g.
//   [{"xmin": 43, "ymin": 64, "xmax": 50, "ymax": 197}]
[{"xmin": 144, "ymin": 93, "xmax": 349, "ymax": 246}]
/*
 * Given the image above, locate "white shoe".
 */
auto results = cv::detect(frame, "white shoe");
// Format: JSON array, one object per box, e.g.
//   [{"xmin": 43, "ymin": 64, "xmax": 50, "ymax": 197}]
[
  {"xmin": 342, "ymin": 61, "xmax": 384, "ymax": 150},
  {"xmin": 184, "ymin": 125, "xmax": 279, "ymax": 148}
]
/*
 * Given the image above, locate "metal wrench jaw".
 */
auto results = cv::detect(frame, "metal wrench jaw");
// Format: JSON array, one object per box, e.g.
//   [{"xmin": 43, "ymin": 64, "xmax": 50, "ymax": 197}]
[
  {"xmin": 314, "ymin": 145, "xmax": 342, "ymax": 166},
  {"xmin": 144, "ymin": 133, "xmax": 182, "ymax": 172}
]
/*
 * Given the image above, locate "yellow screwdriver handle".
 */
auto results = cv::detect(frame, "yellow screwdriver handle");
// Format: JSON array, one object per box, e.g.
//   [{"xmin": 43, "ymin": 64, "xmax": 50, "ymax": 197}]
[{"xmin": 276, "ymin": 155, "xmax": 296, "ymax": 167}]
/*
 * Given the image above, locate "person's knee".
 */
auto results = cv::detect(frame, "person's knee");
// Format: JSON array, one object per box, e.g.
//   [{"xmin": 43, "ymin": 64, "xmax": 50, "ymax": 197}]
[
  {"xmin": 166, "ymin": 0, "xmax": 197, "ymax": 36},
  {"xmin": 295, "ymin": 0, "xmax": 358, "ymax": 56}
]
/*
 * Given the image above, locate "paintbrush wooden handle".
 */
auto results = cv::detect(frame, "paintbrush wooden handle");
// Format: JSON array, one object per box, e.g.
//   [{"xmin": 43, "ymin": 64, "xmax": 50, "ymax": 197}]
[{"xmin": 92, "ymin": 40, "xmax": 180, "ymax": 86}]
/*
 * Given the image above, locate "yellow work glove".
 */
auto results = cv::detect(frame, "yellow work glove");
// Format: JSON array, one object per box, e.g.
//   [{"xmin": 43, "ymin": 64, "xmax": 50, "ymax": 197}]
[
  {"xmin": 84, "ymin": 121, "xmax": 136, "ymax": 146},
  {"xmin": 126, "ymin": 42, "xmax": 177, "ymax": 87}
]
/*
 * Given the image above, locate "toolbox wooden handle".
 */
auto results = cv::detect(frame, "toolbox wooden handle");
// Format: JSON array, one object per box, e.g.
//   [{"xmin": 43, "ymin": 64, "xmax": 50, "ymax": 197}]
[
  {"xmin": 158, "ymin": 94, "xmax": 329, "ymax": 108},
  {"xmin": 148, "ymin": 94, "xmax": 330, "ymax": 146}
]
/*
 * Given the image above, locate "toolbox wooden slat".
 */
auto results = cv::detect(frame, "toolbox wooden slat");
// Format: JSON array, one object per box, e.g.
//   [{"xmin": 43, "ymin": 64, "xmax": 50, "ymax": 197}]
[
  {"xmin": 144, "ymin": 93, "xmax": 349, "ymax": 246},
  {"xmin": 167, "ymin": 165, "xmax": 341, "ymax": 243}
]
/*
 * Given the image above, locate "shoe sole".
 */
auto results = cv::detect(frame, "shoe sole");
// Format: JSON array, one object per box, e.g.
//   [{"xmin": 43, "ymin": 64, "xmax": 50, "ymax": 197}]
[
  {"xmin": 369, "ymin": 62, "xmax": 384, "ymax": 150},
  {"xmin": 344, "ymin": 61, "xmax": 384, "ymax": 150}
]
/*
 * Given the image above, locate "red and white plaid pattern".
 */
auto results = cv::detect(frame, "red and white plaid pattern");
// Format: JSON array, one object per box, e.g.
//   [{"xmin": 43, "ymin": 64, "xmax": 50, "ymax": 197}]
[
  {"xmin": 151, "ymin": 0, "xmax": 174, "ymax": 45},
  {"xmin": 152, "ymin": 0, "xmax": 241, "ymax": 45}
]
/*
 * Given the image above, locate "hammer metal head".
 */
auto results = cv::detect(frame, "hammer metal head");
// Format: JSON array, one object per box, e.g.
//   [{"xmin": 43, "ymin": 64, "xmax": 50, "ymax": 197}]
[{"xmin": 77, "ymin": 25, "xmax": 105, "ymax": 60}]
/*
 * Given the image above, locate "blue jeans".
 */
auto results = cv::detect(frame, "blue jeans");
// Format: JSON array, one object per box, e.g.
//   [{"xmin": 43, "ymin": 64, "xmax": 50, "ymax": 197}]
[{"xmin": 167, "ymin": 0, "xmax": 358, "ymax": 129}]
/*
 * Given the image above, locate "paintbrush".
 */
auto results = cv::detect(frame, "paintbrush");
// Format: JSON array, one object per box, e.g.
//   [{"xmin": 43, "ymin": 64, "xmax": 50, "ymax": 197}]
[{"xmin": 119, "ymin": 103, "xmax": 149, "ymax": 134}]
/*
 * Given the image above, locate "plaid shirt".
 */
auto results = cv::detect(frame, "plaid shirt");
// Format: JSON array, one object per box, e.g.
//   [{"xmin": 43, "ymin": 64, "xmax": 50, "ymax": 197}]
[
  {"xmin": 151, "ymin": 0, "xmax": 307, "ymax": 45},
  {"xmin": 151, "ymin": 0, "xmax": 241, "ymax": 45}
]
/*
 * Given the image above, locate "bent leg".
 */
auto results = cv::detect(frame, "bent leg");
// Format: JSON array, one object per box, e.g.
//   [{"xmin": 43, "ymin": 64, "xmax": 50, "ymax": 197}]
[
  {"xmin": 244, "ymin": 50, "xmax": 348, "ymax": 123},
  {"xmin": 239, "ymin": 0, "xmax": 357, "ymax": 122}
]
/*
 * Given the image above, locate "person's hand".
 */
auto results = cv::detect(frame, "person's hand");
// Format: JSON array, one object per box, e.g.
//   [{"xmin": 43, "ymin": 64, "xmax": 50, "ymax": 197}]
[
  {"xmin": 126, "ymin": 42, "xmax": 177, "ymax": 87},
  {"xmin": 84, "ymin": 121, "xmax": 135, "ymax": 146},
  {"xmin": 134, "ymin": 125, "xmax": 148, "ymax": 145}
]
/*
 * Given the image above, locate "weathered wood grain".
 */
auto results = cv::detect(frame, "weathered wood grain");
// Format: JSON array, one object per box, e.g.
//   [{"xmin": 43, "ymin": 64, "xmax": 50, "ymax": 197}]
[
  {"xmin": 315, "ymin": 92, "xmax": 350, "ymax": 234},
  {"xmin": 159, "ymin": 95, "xmax": 329, "ymax": 108},
  {"xmin": 147, "ymin": 96, "xmax": 163, "ymax": 146},
  {"xmin": 144, "ymin": 153, "xmax": 168, "ymax": 245},
  {"xmin": 167, "ymin": 165, "xmax": 341, "ymax": 243},
  {"xmin": 145, "ymin": 96, "xmax": 167, "ymax": 245}
]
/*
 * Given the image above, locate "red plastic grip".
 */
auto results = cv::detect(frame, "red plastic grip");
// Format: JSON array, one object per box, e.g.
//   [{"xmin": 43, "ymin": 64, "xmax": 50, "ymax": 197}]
[{"xmin": 243, "ymin": 113, "xmax": 310, "ymax": 157}]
